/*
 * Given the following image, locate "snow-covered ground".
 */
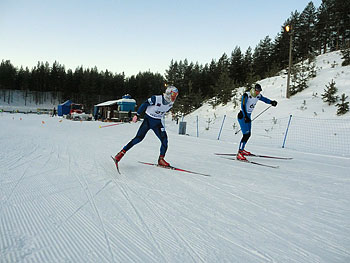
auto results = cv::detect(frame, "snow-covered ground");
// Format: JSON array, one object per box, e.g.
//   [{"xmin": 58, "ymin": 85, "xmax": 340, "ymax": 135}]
[
  {"xmin": 1, "ymin": 113, "xmax": 349, "ymax": 262},
  {"xmin": 1, "ymin": 51, "xmax": 350, "ymax": 262}
]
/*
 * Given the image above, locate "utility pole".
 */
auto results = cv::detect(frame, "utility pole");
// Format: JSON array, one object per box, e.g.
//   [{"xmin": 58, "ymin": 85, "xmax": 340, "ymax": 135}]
[{"xmin": 285, "ymin": 25, "xmax": 293, "ymax": 99}]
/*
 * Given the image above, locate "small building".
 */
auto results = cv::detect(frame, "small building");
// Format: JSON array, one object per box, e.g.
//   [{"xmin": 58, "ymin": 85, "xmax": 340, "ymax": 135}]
[
  {"xmin": 94, "ymin": 95, "xmax": 136, "ymax": 122},
  {"xmin": 117, "ymin": 94, "xmax": 136, "ymax": 111}
]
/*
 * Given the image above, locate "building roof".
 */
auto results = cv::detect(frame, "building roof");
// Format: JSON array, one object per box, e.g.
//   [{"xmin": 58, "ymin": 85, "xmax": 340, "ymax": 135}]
[
  {"xmin": 117, "ymin": 98, "xmax": 136, "ymax": 103},
  {"xmin": 95, "ymin": 100, "xmax": 119, "ymax": 107},
  {"xmin": 95, "ymin": 98, "xmax": 136, "ymax": 107}
]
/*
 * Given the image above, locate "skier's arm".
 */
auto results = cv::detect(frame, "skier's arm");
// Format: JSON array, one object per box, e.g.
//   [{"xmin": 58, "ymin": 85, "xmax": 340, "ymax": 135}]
[
  {"xmin": 259, "ymin": 94, "xmax": 271, "ymax": 104},
  {"xmin": 241, "ymin": 93, "xmax": 249, "ymax": 117},
  {"xmin": 259, "ymin": 95, "xmax": 277, "ymax": 106},
  {"xmin": 137, "ymin": 96, "xmax": 156, "ymax": 115},
  {"xmin": 241, "ymin": 93, "xmax": 251, "ymax": 123}
]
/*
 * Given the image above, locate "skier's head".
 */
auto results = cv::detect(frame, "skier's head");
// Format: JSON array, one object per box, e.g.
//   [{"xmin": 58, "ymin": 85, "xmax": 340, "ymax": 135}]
[
  {"xmin": 164, "ymin": 85, "xmax": 179, "ymax": 102},
  {"xmin": 250, "ymin": 83, "xmax": 262, "ymax": 97}
]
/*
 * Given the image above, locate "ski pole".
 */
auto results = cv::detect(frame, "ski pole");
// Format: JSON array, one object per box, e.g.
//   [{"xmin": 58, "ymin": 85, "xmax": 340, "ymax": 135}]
[
  {"xmin": 99, "ymin": 122, "xmax": 126, "ymax": 128},
  {"xmin": 234, "ymin": 105, "xmax": 272, "ymax": 135},
  {"xmin": 282, "ymin": 114, "xmax": 292, "ymax": 148}
]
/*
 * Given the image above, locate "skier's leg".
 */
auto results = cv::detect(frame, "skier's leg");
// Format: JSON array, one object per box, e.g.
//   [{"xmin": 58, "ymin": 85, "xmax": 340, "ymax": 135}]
[
  {"xmin": 238, "ymin": 118, "xmax": 251, "ymax": 151},
  {"xmin": 123, "ymin": 118, "xmax": 150, "ymax": 151},
  {"xmin": 152, "ymin": 123, "xmax": 170, "ymax": 166},
  {"xmin": 239, "ymin": 132, "xmax": 251, "ymax": 151},
  {"xmin": 153, "ymin": 125, "xmax": 168, "ymax": 156}
]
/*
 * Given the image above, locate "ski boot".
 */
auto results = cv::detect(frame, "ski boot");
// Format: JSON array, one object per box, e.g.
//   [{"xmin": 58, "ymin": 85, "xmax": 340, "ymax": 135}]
[
  {"xmin": 115, "ymin": 149, "xmax": 126, "ymax": 162},
  {"xmin": 111, "ymin": 149, "xmax": 126, "ymax": 174},
  {"xmin": 239, "ymin": 149, "xmax": 252, "ymax": 156},
  {"xmin": 158, "ymin": 155, "xmax": 170, "ymax": 167},
  {"xmin": 236, "ymin": 151, "xmax": 247, "ymax": 161}
]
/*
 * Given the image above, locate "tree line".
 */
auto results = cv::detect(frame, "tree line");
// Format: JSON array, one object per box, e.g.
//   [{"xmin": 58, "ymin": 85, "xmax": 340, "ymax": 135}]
[{"xmin": 0, "ymin": 0, "xmax": 349, "ymax": 114}]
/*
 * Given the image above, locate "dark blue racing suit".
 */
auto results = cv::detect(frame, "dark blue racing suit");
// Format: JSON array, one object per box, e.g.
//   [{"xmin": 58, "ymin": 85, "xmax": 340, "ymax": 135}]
[{"xmin": 123, "ymin": 95, "xmax": 171, "ymax": 156}]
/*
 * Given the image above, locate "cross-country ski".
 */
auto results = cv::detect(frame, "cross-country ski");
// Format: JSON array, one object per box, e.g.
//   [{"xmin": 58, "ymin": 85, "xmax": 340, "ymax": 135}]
[
  {"xmin": 214, "ymin": 153, "xmax": 293, "ymax": 160},
  {"xmin": 139, "ymin": 161, "xmax": 211, "ymax": 177},
  {"xmin": 219, "ymin": 156, "xmax": 279, "ymax": 169},
  {"xmin": 111, "ymin": 155, "xmax": 121, "ymax": 174}
]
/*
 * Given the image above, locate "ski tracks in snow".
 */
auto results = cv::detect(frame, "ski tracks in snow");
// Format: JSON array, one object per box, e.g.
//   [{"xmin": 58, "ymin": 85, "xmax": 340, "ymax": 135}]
[
  {"xmin": 67, "ymin": 154, "xmax": 115, "ymax": 262},
  {"xmin": 2, "ymin": 115, "xmax": 349, "ymax": 262},
  {"xmin": 101, "ymin": 161, "xmax": 210, "ymax": 262},
  {"xmin": 1, "ymin": 136, "xmax": 115, "ymax": 262},
  {"xmin": 199, "ymin": 160, "xmax": 350, "ymax": 262},
  {"xmin": 101, "ymin": 162, "xmax": 171, "ymax": 261}
]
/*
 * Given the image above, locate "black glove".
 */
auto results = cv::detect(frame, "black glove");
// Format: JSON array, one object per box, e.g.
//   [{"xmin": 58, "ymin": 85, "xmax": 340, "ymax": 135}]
[
  {"xmin": 271, "ymin": 100, "xmax": 278, "ymax": 107},
  {"xmin": 244, "ymin": 116, "xmax": 251, "ymax": 123}
]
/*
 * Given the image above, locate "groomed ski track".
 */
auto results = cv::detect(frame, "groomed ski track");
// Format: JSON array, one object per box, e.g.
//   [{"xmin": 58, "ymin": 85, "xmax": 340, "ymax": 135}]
[{"xmin": 1, "ymin": 114, "xmax": 349, "ymax": 262}]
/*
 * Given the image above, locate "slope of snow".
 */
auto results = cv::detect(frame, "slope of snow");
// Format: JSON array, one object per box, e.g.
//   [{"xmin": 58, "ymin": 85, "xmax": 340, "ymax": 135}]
[
  {"xmin": 186, "ymin": 51, "xmax": 350, "ymax": 121},
  {"xmin": 1, "ymin": 51, "xmax": 350, "ymax": 262},
  {"xmin": 0, "ymin": 90, "xmax": 60, "ymax": 113},
  {"xmin": 1, "ymin": 112, "xmax": 349, "ymax": 262},
  {"xmin": 172, "ymin": 51, "xmax": 350, "ymax": 156}
]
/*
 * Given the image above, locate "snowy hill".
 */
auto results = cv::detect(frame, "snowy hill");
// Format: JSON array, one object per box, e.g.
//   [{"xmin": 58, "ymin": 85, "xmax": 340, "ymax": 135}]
[
  {"xmin": 188, "ymin": 51, "xmax": 350, "ymax": 120},
  {"xmin": 171, "ymin": 51, "xmax": 350, "ymax": 157},
  {"xmin": 1, "ymin": 52, "xmax": 350, "ymax": 262},
  {"xmin": 0, "ymin": 90, "xmax": 60, "ymax": 113}
]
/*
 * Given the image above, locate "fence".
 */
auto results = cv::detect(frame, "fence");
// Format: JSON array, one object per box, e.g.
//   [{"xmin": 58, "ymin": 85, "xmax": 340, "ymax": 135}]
[{"xmin": 165, "ymin": 115, "xmax": 350, "ymax": 157}]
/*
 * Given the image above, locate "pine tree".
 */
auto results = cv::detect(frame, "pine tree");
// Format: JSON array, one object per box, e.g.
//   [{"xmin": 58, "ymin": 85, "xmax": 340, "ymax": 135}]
[
  {"xmin": 243, "ymin": 47, "xmax": 254, "ymax": 84},
  {"xmin": 336, "ymin": 93, "xmax": 349, "ymax": 115},
  {"xmin": 272, "ymin": 23, "xmax": 291, "ymax": 70},
  {"xmin": 0, "ymin": 60, "xmax": 17, "ymax": 90},
  {"xmin": 341, "ymin": 48, "xmax": 350, "ymax": 66},
  {"xmin": 316, "ymin": 1, "xmax": 332, "ymax": 53},
  {"xmin": 252, "ymin": 36, "xmax": 274, "ymax": 79},
  {"xmin": 16, "ymin": 66, "xmax": 30, "ymax": 91},
  {"xmin": 322, "ymin": 79, "xmax": 339, "ymax": 105},
  {"xmin": 330, "ymin": 0, "xmax": 350, "ymax": 50},
  {"xmin": 315, "ymin": 0, "xmax": 350, "ymax": 53},
  {"xmin": 229, "ymin": 46, "xmax": 244, "ymax": 84},
  {"xmin": 290, "ymin": 56, "xmax": 316, "ymax": 96},
  {"xmin": 214, "ymin": 71, "xmax": 235, "ymax": 105},
  {"xmin": 290, "ymin": 63, "xmax": 307, "ymax": 95},
  {"xmin": 165, "ymin": 59, "xmax": 179, "ymax": 85},
  {"xmin": 298, "ymin": 2, "xmax": 317, "ymax": 58}
]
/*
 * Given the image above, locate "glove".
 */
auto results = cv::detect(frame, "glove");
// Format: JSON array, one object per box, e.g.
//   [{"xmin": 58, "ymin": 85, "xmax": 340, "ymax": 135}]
[
  {"xmin": 271, "ymin": 100, "xmax": 278, "ymax": 107},
  {"xmin": 132, "ymin": 115, "xmax": 138, "ymax": 123},
  {"xmin": 244, "ymin": 116, "xmax": 251, "ymax": 123}
]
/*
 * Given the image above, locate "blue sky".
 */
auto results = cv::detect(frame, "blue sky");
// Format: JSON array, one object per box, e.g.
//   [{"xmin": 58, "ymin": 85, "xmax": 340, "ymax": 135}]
[{"xmin": 1, "ymin": 0, "xmax": 321, "ymax": 77}]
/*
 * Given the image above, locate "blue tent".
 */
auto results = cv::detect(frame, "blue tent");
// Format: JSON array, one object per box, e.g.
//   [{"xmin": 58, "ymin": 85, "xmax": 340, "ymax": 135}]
[{"xmin": 57, "ymin": 100, "xmax": 72, "ymax": 116}]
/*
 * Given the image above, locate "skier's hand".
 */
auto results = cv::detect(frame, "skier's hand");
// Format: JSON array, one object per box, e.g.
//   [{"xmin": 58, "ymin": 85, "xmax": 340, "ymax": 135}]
[
  {"xmin": 132, "ymin": 115, "xmax": 138, "ymax": 123},
  {"xmin": 271, "ymin": 100, "xmax": 278, "ymax": 107},
  {"xmin": 244, "ymin": 116, "xmax": 251, "ymax": 123}
]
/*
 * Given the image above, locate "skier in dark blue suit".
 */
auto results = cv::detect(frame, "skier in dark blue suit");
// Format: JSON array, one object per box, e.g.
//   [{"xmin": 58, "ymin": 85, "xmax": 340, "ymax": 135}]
[
  {"xmin": 114, "ymin": 86, "xmax": 179, "ymax": 167},
  {"xmin": 237, "ymin": 84, "xmax": 277, "ymax": 161}
]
